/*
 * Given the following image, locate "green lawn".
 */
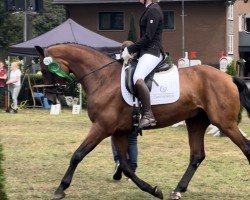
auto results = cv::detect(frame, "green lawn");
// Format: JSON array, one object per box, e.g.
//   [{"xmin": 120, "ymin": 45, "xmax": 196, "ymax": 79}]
[
  {"xmin": 0, "ymin": 109, "xmax": 249, "ymax": 200},
  {"xmin": 0, "ymin": 144, "xmax": 7, "ymax": 200}
]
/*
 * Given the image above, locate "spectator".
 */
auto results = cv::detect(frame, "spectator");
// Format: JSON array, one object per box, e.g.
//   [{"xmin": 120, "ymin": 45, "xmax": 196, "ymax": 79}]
[
  {"xmin": 236, "ymin": 58, "xmax": 246, "ymax": 76},
  {"xmin": 0, "ymin": 60, "xmax": 7, "ymax": 108},
  {"xmin": 111, "ymin": 133, "xmax": 138, "ymax": 180},
  {"xmin": 6, "ymin": 61, "xmax": 22, "ymax": 113}
]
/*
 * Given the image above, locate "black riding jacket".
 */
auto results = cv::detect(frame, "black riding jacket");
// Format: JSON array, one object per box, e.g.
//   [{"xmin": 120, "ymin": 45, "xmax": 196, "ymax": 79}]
[{"xmin": 127, "ymin": 3, "xmax": 164, "ymax": 57}]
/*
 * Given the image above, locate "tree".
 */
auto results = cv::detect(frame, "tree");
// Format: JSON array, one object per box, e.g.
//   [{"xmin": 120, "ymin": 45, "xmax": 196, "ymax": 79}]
[
  {"xmin": 0, "ymin": 0, "xmax": 65, "ymax": 49},
  {"xmin": 226, "ymin": 60, "xmax": 242, "ymax": 124},
  {"xmin": 32, "ymin": 0, "xmax": 65, "ymax": 37},
  {"xmin": 0, "ymin": 1, "xmax": 23, "ymax": 48},
  {"xmin": 127, "ymin": 15, "xmax": 137, "ymax": 43}
]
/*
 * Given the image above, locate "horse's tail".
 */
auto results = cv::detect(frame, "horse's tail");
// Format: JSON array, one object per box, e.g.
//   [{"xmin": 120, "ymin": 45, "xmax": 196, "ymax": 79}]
[{"xmin": 233, "ymin": 77, "xmax": 250, "ymax": 117}]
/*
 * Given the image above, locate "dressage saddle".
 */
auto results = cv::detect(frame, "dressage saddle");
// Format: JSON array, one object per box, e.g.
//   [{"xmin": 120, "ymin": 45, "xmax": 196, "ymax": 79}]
[{"xmin": 125, "ymin": 55, "xmax": 172, "ymax": 95}]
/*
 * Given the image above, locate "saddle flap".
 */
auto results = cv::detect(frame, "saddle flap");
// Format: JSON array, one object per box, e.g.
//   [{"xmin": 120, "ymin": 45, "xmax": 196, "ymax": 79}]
[
  {"xmin": 124, "ymin": 55, "xmax": 172, "ymax": 95},
  {"xmin": 125, "ymin": 59, "xmax": 153, "ymax": 95},
  {"xmin": 125, "ymin": 59, "xmax": 138, "ymax": 95},
  {"xmin": 121, "ymin": 65, "xmax": 180, "ymax": 106}
]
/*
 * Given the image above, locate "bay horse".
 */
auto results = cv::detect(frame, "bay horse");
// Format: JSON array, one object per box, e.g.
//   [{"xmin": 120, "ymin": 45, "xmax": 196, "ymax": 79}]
[{"xmin": 35, "ymin": 44, "xmax": 250, "ymax": 200}]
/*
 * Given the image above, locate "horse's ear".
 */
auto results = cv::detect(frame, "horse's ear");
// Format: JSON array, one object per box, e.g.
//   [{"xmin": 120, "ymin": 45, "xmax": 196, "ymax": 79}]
[{"xmin": 35, "ymin": 46, "xmax": 45, "ymax": 57}]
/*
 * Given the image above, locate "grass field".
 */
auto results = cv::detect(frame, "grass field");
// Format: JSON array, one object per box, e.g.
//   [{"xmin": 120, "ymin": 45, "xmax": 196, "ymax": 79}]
[
  {"xmin": 0, "ymin": 109, "xmax": 249, "ymax": 200},
  {"xmin": 0, "ymin": 144, "xmax": 8, "ymax": 200}
]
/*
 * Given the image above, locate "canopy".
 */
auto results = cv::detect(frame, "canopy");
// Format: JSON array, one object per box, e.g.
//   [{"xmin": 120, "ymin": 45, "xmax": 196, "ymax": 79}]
[{"xmin": 8, "ymin": 18, "xmax": 121, "ymax": 56}]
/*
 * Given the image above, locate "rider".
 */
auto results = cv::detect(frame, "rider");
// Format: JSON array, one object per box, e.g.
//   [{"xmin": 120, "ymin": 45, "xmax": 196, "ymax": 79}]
[{"xmin": 121, "ymin": 0, "xmax": 164, "ymax": 129}]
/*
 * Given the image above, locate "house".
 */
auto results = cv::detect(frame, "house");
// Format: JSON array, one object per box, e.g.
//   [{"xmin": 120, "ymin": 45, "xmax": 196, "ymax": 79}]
[
  {"xmin": 237, "ymin": 1, "xmax": 250, "ymax": 77},
  {"xmin": 53, "ymin": 0, "xmax": 250, "ymax": 75}
]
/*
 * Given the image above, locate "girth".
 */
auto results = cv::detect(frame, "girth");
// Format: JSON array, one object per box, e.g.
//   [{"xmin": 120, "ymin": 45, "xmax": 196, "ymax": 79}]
[{"xmin": 125, "ymin": 55, "xmax": 172, "ymax": 95}]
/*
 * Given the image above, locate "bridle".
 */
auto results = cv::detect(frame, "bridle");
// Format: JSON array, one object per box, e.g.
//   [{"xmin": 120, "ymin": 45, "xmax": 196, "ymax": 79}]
[{"xmin": 42, "ymin": 53, "xmax": 120, "ymax": 90}]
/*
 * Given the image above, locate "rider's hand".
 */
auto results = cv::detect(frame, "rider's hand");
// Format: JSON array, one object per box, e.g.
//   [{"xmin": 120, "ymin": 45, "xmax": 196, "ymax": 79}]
[{"xmin": 121, "ymin": 47, "xmax": 132, "ymax": 64}]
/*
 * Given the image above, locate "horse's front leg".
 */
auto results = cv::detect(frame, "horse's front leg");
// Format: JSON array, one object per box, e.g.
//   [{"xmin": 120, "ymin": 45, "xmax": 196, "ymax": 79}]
[
  {"xmin": 52, "ymin": 123, "xmax": 108, "ymax": 200},
  {"xmin": 113, "ymin": 133, "xmax": 164, "ymax": 199}
]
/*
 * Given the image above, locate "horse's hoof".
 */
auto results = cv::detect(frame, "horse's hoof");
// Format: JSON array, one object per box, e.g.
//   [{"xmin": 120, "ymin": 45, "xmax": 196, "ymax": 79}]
[
  {"xmin": 153, "ymin": 186, "xmax": 164, "ymax": 199},
  {"xmin": 51, "ymin": 190, "xmax": 66, "ymax": 200},
  {"xmin": 168, "ymin": 191, "xmax": 181, "ymax": 200}
]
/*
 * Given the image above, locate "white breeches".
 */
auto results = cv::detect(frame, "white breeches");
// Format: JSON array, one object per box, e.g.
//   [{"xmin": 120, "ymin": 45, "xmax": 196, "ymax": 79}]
[{"xmin": 133, "ymin": 53, "xmax": 163, "ymax": 85}]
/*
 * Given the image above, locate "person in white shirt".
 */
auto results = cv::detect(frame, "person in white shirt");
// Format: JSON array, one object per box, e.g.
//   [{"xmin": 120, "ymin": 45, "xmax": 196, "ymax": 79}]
[{"xmin": 6, "ymin": 62, "xmax": 22, "ymax": 113}]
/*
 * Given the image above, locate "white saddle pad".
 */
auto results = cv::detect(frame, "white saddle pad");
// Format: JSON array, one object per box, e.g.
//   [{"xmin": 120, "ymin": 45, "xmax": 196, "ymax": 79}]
[{"xmin": 121, "ymin": 65, "xmax": 180, "ymax": 106}]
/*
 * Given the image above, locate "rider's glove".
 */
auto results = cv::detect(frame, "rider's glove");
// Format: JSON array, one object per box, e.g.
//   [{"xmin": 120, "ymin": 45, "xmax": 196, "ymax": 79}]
[{"xmin": 121, "ymin": 47, "xmax": 132, "ymax": 64}]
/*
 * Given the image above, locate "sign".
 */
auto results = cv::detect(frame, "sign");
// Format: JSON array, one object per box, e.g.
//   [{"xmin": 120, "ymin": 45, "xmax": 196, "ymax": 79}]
[
  {"xmin": 220, "ymin": 56, "xmax": 233, "ymax": 72},
  {"xmin": 72, "ymin": 105, "xmax": 81, "ymax": 115},
  {"xmin": 178, "ymin": 58, "xmax": 201, "ymax": 68},
  {"xmin": 178, "ymin": 58, "xmax": 189, "ymax": 68},
  {"xmin": 190, "ymin": 60, "xmax": 201, "ymax": 66},
  {"xmin": 50, "ymin": 104, "xmax": 61, "ymax": 115}
]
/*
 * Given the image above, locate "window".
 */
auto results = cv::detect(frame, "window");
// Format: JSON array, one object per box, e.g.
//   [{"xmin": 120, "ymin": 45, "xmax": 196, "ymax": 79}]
[
  {"xmin": 99, "ymin": 12, "xmax": 124, "ymax": 31},
  {"xmin": 228, "ymin": 34, "xmax": 234, "ymax": 55},
  {"xmin": 246, "ymin": 17, "xmax": 250, "ymax": 32},
  {"xmin": 228, "ymin": 5, "xmax": 233, "ymax": 20},
  {"xmin": 163, "ymin": 11, "xmax": 174, "ymax": 30},
  {"xmin": 240, "ymin": 14, "xmax": 250, "ymax": 32}
]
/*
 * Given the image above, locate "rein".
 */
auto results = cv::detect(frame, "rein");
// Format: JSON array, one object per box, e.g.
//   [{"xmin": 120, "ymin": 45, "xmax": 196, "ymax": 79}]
[
  {"xmin": 63, "ymin": 60, "xmax": 119, "ymax": 89},
  {"xmin": 72, "ymin": 59, "xmax": 118, "ymax": 85}
]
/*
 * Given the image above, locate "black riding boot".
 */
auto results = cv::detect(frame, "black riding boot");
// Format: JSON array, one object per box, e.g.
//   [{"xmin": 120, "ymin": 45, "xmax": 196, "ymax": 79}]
[{"xmin": 135, "ymin": 79, "xmax": 156, "ymax": 129}]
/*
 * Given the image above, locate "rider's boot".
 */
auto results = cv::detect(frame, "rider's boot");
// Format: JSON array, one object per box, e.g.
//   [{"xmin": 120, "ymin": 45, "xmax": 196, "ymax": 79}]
[{"xmin": 135, "ymin": 79, "xmax": 156, "ymax": 129}]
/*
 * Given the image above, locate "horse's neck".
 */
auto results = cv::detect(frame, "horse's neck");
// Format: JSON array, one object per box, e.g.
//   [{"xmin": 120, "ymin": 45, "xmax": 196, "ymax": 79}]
[{"xmin": 68, "ymin": 48, "xmax": 120, "ymax": 95}]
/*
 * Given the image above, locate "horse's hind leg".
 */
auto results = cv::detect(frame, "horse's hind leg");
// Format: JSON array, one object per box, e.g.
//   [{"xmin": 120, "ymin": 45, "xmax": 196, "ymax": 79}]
[
  {"xmin": 218, "ymin": 122, "xmax": 250, "ymax": 164},
  {"xmin": 112, "ymin": 133, "xmax": 164, "ymax": 199},
  {"xmin": 52, "ymin": 123, "xmax": 108, "ymax": 200},
  {"xmin": 169, "ymin": 111, "xmax": 210, "ymax": 200}
]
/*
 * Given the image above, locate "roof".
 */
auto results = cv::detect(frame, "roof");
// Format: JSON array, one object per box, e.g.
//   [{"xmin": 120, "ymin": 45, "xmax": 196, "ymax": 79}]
[
  {"xmin": 239, "ymin": 31, "xmax": 250, "ymax": 52},
  {"xmin": 8, "ymin": 18, "xmax": 121, "ymax": 56},
  {"xmin": 53, "ymin": 0, "xmax": 225, "ymax": 4}
]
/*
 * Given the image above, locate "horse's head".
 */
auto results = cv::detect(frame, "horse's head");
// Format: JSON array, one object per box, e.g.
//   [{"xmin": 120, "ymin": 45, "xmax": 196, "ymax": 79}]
[{"xmin": 35, "ymin": 45, "xmax": 70, "ymax": 105}]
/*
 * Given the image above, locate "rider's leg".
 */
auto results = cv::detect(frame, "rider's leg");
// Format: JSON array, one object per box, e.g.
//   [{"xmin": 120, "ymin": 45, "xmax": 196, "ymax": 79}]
[
  {"xmin": 111, "ymin": 132, "xmax": 138, "ymax": 180},
  {"xmin": 133, "ymin": 53, "xmax": 162, "ymax": 129},
  {"xmin": 127, "ymin": 132, "xmax": 138, "ymax": 173},
  {"xmin": 135, "ymin": 79, "xmax": 156, "ymax": 128},
  {"xmin": 111, "ymin": 137, "xmax": 123, "ymax": 180}
]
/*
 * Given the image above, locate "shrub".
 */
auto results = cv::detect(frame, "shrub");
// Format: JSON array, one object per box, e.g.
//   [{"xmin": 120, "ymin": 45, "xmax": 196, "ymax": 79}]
[
  {"xmin": 226, "ymin": 60, "xmax": 242, "ymax": 124},
  {"xmin": 128, "ymin": 15, "xmax": 137, "ymax": 43}
]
